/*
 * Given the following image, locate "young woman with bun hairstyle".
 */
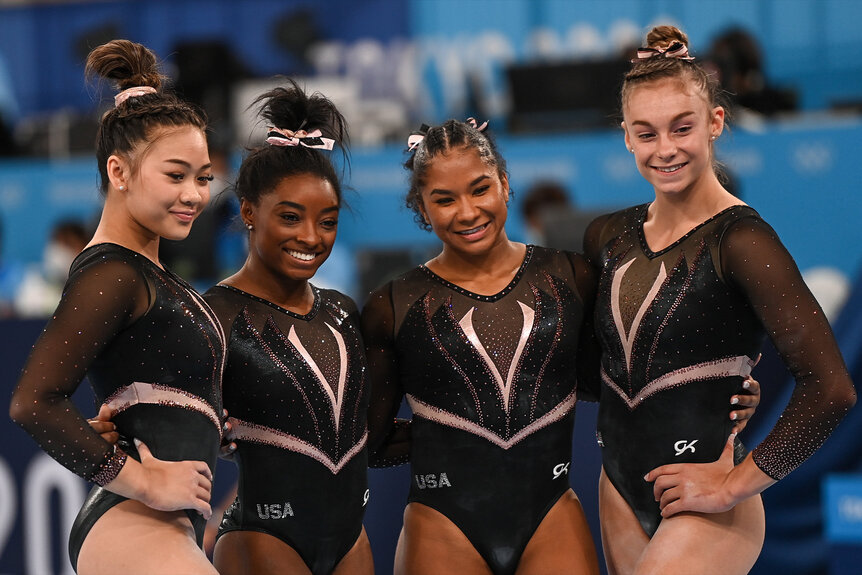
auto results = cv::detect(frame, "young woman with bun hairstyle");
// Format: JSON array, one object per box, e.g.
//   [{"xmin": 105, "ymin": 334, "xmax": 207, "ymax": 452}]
[
  {"xmin": 361, "ymin": 116, "xmax": 758, "ymax": 574},
  {"xmin": 583, "ymin": 25, "xmax": 856, "ymax": 574},
  {"xmin": 10, "ymin": 40, "xmax": 223, "ymax": 574},
  {"xmin": 204, "ymin": 79, "xmax": 373, "ymax": 575}
]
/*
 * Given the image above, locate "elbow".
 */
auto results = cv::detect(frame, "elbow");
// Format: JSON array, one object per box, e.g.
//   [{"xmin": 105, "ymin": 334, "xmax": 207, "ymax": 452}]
[{"xmin": 9, "ymin": 392, "xmax": 29, "ymax": 428}]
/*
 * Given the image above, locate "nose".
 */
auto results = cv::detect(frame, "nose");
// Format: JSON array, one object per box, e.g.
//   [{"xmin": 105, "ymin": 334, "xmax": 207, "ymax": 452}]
[
  {"xmin": 179, "ymin": 180, "xmax": 206, "ymax": 207},
  {"xmin": 656, "ymin": 134, "xmax": 677, "ymax": 160},
  {"xmin": 455, "ymin": 196, "xmax": 481, "ymax": 222},
  {"xmin": 296, "ymin": 220, "xmax": 321, "ymax": 247}
]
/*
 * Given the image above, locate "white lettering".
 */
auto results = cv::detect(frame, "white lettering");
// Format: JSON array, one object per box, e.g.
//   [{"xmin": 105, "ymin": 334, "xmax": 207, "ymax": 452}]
[
  {"xmin": 256, "ymin": 502, "xmax": 294, "ymax": 519},
  {"xmin": 414, "ymin": 473, "xmax": 452, "ymax": 489},
  {"xmin": 553, "ymin": 462, "xmax": 570, "ymax": 479},
  {"xmin": 674, "ymin": 439, "xmax": 698, "ymax": 456}
]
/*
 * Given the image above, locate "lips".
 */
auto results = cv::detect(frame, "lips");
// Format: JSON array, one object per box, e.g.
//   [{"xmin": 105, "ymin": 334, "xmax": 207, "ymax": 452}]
[
  {"xmin": 170, "ymin": 210, "xmax": 196, "ymax": 223},
  {"xmin": 653, "ymin": 162, "xmax": 687, "ymax": 173},
  {"xmin": 287, "ymin": 249, "xmax": 317, "ymax": 262},
  {"xmin": 456, "ymin": 223, "xmax": 489, "ymax": 236}
]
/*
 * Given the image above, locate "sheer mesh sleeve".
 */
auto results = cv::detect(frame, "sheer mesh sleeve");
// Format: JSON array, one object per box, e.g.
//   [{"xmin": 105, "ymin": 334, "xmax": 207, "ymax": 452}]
[
  {"xmin": 568, "ymin": 251, "xmax": 602, "ymax": 402},
  {"xmin": 720, "ymin": 217, "xmax": 856, "ymax": 480},
  {"xmin": 361, "ymin": 282, "xmax": 410, "ymax": 467},
  {"xmin": 9, "ymin": 256, "xmax": 150, "ymax": 484}
]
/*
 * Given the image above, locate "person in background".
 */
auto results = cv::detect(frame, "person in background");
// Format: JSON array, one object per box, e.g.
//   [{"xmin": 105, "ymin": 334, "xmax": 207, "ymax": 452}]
[
  {"xmin": 10, "ymin": 39, "xmax": 222, "ymax": 575},
  {"xmin": 584, "ymin": 24, "xmax": 855, "ymax": 575},
  {"xmin": 15, "ymin": 219, "xmax": 90, "ymax": 317}
]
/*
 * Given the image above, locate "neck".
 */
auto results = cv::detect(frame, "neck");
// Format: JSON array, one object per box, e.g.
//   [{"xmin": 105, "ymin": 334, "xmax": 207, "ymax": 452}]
[
  {"xmin": 649, "ymin": 174, "xmax": 738, "ymax": 224},
  {"xmin": 88, "ymin": 202, "xmax": 161, "ymax": 267},
  {"xmin": 227, "ymin": 257, "xmax": 313, "ymax": 313}
]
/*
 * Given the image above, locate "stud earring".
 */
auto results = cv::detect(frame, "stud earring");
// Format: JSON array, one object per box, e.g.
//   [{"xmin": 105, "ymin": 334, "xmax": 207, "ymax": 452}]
[
  {"xmin": 118, "ymin": 185, "xmax": 125, "ymax": 191},
  {"xmin": 710, "ymin": 135, "xmax": 717, "ymax": 141},
  {"xmin": 246, "ymin": 223, "xmax": 253, "ymax": 231},
  {"xmin": 629, "ymin": 148, "xmax": 634, "ymax": 153}
]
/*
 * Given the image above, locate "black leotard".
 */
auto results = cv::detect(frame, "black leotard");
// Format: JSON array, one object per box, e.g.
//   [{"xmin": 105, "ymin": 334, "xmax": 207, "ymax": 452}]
[
  {"xmin": 362, "ymin": 245, "xmax": 599, "ymax": 575},
  {"xmin": 10, "ymin": 243, "xmax": 224, "ymax": 571},
  {"xmin": 584, "ymin": 204, "xmax": 855, "ymax": 536},
  {"xmin": 205, "ymin": 285, "xmax": 369, "ymax": 575}
]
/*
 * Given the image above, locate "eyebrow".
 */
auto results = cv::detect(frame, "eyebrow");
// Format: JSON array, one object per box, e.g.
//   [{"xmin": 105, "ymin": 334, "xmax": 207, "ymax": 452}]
[
  {"xmin": 163, "ymin": 159, "xmax": 213, "ymax": 171},
  {"xmin": 429, "ymin": 174, "xmax": 490, "ymax": 196},
  {"xmin": 275, "ymin": 201, "xmax": 339, "ymax": 213},
  {"xmin": 630, "ymin": 111, "xmax": 696, "ymax": 127}
]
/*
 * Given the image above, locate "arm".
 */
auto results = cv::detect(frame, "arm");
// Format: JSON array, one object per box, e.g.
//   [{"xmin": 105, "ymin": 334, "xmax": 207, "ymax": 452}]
[
  {"xmin": 361, "ymin": 283, "xmax": 410, "ymax": 467},
  {"xmin": 648, "ymin": 218, "xmax": 855, "ymax": 516},
  {"xmin": 9, "ymin": 256, "xmax": 214, "ymax": 517}
]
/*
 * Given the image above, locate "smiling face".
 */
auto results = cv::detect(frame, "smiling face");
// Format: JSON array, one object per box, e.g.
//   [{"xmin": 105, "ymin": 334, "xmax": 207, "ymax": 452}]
[
  {"xmin": 243, "ymin": 172, "xmax": 339, "ymax": 283},
  {"xmin": 622, "ymin": 77, "xmax": 724, "ymax": 198},
  {"xmin": 112, "ymin": 125, "xmax": 212, "ymax": 241},
  {"xmin": 418, "ymin": 145, "xmax": 510, "ymax": 257}
]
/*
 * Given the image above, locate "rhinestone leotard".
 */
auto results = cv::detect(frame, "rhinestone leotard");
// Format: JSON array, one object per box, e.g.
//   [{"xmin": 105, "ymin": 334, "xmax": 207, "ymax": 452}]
[
  {"xmin": 205, "ymin": 285, "xmax": 369, "ymax": 575},
  {"xmin": 11, "ymin": 243, "xmax": 224, "ymax": 570},
  {"xmin": 362, "ymin": 245, "xmax": 600, "ymax": 575},
  {"xmin": 584, "ymin": 204, "xmax": 855, "ymax": 536}
]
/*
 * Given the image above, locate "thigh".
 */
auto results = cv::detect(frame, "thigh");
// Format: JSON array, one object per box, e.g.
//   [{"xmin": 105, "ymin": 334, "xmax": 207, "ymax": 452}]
[
  {"xmin": 333, "ymin": 526, "xmax": 374, "ymax": 575},
  {"xmin": 77, "ymin": 499, "xmax": 217, "ymax": 575},
  {"xmin": 634, "ymin": 496, "xmax": 765, "ymax": 575},
  {"xmin": 598, "ymin": 467, "xmax": 649, "ymax": 575},
  {"xmin": 213, "ymin": 530, "xmax": 311, "ymax": 575},
  {"xmin": 516, "ymin": 489, "xmax": 600, "ymax": 575},
  {"xmin": 394, "ymin": 502, "xmax": 493, "ymax": 575}
]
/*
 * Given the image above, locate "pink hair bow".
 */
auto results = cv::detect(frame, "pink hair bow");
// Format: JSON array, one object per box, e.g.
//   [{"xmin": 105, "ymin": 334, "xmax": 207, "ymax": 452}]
[
  {"xmin": 114, "ymin": 86, "xmax": 157, "ymax": 107},
  {"xmin": 265, "ymin": 127, "xmax": 335, "ymax": 150},
  {"xmin": 634, "ymin": 41, "xmax": 695, "ymax": 62}
]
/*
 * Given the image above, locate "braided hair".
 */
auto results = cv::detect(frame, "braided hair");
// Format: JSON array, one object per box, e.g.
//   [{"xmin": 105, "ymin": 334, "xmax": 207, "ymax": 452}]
[{"xmin": 86, "ymin": 40, "xmax": 207, "ymax": 196}]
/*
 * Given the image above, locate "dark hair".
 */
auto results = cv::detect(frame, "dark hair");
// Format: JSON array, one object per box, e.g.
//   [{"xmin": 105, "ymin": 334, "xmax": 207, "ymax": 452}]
[
  {"xmin": 234, "ymin": 78, "xmax": 349, "ymax": 208},
  {"xmin": 403, "ymin": 119, "xmax": 508, "ymax": 231},
  {"xmin": 622, "ymin": 25, "xmax": 730, "ymax": 181},
  {"xmin": 85, "ymin": 39, "xmax": 208, "ymax": 196}
]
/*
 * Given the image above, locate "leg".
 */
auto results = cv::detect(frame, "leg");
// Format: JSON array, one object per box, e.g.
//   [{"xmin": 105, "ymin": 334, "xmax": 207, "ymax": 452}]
[
  {"xmin": 213, "ymin": 530, "xmax": 311, "ymax": 575},
  {"xmin": 516, "ymin": 489, "xmax": 600, "ymax": 575},
  {"xmin": 633, "ymin": 496, "xmax": 764, "ymax": 575},
  {"xmin": 599, "ymin": 467, "xmax": 649, "ymax": 575},
  {"xmin": 76, "ymin": 500, "xmax": 218, "ymax": 575},
  {"xmin": 394, "ymin": 502, "xmax": 493, "ymax": 575},
  {"xmin": 332, "ymin": 526, "xmax": 374, "ymax": 575}
]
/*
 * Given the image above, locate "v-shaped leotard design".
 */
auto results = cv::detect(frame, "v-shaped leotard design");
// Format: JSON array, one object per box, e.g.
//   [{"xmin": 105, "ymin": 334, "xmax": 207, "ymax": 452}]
[
  {"xmin": 363, "ymin": 245, "xmax": 599, "ymax": 575},
  {"xmin": 11, "ymin": 243, "xmax": 225, "ymax": 571},
  {"xmin": 584, "ymin": 204, "xmax": 855, "ymax": 536},
  {"xmin": 205, "ymin": 285, "xmax": 369, "ymax": 575}
]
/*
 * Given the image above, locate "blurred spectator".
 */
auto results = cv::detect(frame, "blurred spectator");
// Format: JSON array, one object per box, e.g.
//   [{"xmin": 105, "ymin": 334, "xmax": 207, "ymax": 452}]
[
  {"xmin": 0, "ymin": 49, "xmax": 20, "ymax": 155},
  {"xmin": 14, "ymin": 219, "xmax": 90, "ymax": 317},
  {"xmin": 0, "ymin": 215, "xmax": 25, "ymax": 317},
  {"xmin": 521, "ymin": 180, "xmax": 572, "ymax": 246},
  {"xmin": 704, "ymin": 27, "xmax": 797, "ymax": 118}
]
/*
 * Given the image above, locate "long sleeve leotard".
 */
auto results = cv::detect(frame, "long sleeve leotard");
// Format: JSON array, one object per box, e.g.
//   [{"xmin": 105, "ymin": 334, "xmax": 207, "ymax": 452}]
[
  {"xmin": 584, "ymin": 204, "xmax": 855, "ymax": 536},
  {"xmin": 361, "ymin": 245, "xmax": 599, "ymax": 575},
  {"xmin": 10, "ymin": 243, "xmax": 225, "ymax": 568}
]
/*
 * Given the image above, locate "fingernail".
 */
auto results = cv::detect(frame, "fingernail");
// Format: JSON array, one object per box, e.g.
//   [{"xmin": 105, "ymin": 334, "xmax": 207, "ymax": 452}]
[
  {"xmin": 743, "ymin": 380, "xmax": 750, "ymax": 389},
  {"xmin": 730, "ymin": 412, "xmax": 737, "ymax": 420},
  {"xmin": 731, "ymin": 397, "xmax": 739, "ymax": 405},
  {"xmin": 133, "ymin": 438, "xmax": 141, "ymax": 448},
  {"xmin": 643, "ymin": 474, "xmax": 649, "ymax": 481}
]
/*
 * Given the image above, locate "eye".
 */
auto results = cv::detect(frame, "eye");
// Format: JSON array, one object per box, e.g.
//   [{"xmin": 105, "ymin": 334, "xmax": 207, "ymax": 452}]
[
  {"xmin": 197, "ymin": 174, "xmax": 215, "ymax": 184},
  {"xmin": 321, "ymin": 218, "xmax": 338, "ymax": 229},
  {"xmin": 434, "ymin": 197, "xmax": 454, "ymax": 205},
  {"xmin": 675, "ymin": 125, "xmax": 692, "ymax": 134},
  {"xmin": 280, "ymin": 212, "xmax": 300, "ymax": 223},
  {"xmin": 472, "ymin": 186, "xmax": 490, "ymax": 196},
  {"xmin": 168, "ymin": 173, "xmax": 185, "ymax": 181},
  {"xmin": 637, "ymin": 132, "xmax": 655, "ymax": 141}
]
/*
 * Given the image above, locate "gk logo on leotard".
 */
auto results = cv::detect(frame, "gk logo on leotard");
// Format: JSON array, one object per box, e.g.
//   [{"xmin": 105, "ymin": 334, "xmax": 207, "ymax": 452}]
[
  {"xmin": 553, "ymin": 462, "xmax": 570, "ymax": 479},
  {"xmin": 256, "ymin": 503, "xmax": 294, "ymax": 519},
  {"xmin": 414, "ymin": 473, "xmax": 451, "ymax": 489},
  {"xmin": 362, "ymin": 489, "xmax": 370, "ymax": 507},
  {"xmin": 674, "ymin": 439, "xmax": 698, "ymax": 456}
]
